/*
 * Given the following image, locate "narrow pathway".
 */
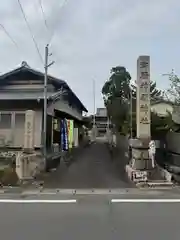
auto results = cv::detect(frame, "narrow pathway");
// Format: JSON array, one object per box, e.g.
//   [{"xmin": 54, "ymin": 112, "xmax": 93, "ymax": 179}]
[{"xmin": 42, "ymin": 142, "xmax": 133, "ymax": 189}]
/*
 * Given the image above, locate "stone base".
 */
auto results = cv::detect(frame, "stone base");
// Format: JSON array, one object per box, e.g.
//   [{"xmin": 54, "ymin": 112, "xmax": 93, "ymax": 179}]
[
  {"xmin": 130, "ymin": 157, "xmax": 153, "ymax": 170},
  {"xmin": 131, "ymin": 158, "xmax": 153, "ymax": 170},
  {"xmin": 129, "ymin": 140, "xmax": 153, "ymax": 170},
  {"xmin": 156, "ymin": 165, "xmax": 172, "ymax": 182},
  {"xmin": 126, "ymin": 164, "xmax": 173, "ymax": 185}
]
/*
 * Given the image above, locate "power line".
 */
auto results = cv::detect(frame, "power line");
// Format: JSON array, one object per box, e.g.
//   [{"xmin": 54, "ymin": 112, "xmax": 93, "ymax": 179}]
[
  {"xmin": 0, "ymin": 23, "xmax": 24, "ymax": 61},
  {"xmin": 38, "ymin": 0, "xmax": 48, "ymax": 30},
  {"xmin": 17, "ymin": 0, "xmax": 44, "ymax": 64},
  {"xmin": 48, "ymin": 0, "xmax": 68, "ymax": 45},
  {"xmin": 0, "ymin": 24, "xmax": 19, "ymax": 50}
]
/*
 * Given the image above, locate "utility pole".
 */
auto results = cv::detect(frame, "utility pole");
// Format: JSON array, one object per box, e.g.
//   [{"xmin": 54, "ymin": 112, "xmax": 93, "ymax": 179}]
[
  {"xmin": 107, "ymin": 117, "xmax": 110, "ymax": 130},
  {"xmin": 130, "ymin": 88, "xmax": 133, "ymax": 138},
  {"xmin": 162, "ymin": 69, "xmax": 174, "ymax": 101},
  {"xmin": 91, "ymin": 79, "xmax": 96, "ymax": 141},
  {"xmin": 93, "ymin": 79, "xmax": 96, "ymax": 127},
  {"xmin": 43, "ymin": 44, "xmax": 54, "ymax": 159}
]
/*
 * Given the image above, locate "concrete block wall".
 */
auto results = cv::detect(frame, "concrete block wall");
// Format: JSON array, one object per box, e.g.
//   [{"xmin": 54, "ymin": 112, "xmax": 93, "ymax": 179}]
[
  {"xmin": 166, "ymin": 132, "xmax": 180, "ymax": 169},
  {"xmin": 166, "ymin": 132, "xmax": 180, "ymax": 154}
]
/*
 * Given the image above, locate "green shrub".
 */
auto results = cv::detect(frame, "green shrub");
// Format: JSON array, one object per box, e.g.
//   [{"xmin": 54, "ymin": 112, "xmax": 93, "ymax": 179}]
[{"xmin": 0, "ymin": 167, "xmax": 19, "ymax": 186}]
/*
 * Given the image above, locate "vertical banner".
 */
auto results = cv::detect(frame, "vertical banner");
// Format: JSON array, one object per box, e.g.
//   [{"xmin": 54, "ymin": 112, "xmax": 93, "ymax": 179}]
[
  {"xmin": 64, "ymin": 120, "xmax": 68, "ymax": 150},
  {"xmin": 67, "ymin": 119, "xmax": 71, "ymax": 148},
  {"xmin": 69, "ymin": 120, "xmax": 74, "ymax": 149},
  {"xmin": 66, "ymin": 119, "xmax": 74, "ymax": 149},
  {"xmin": 61, "ymin": 119, "xmax": 68, "ymax": 151},
  {"xmin": 60, "ymin": 119, "xmax": 64, "ymax": 150}
]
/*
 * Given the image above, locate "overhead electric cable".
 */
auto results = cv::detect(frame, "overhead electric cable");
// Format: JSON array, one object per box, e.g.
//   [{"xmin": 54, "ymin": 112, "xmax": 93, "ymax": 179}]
[
  {"xmin": 48, "ymin": 0, "xmax": 68, "ymax": 45},
  {"xmin": 38, "ymin": 0, "xmax": 48, "ymax": 29},
  {"xmin": 0, "ymin": 24, "xmax": 19, "ymax": 49},
  {"xmin": 17, "ymin": 0, "xmax": 43, "ymax": 64}
]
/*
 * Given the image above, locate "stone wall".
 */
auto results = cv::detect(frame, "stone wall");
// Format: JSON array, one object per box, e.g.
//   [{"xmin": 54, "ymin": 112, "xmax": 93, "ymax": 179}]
[
  {"xmin": 16, "ymin": 152, "xmax": 45, "ymax": 180},
  {"xmin": 116, "ymin": 134, "xmax": 128, "ymax": 152},
  {"xmin": 166, "ymin": 132, "xmax": 180, "ymax": 168},
  {"xmin": 166, "ymin": 132, "xmax": 180, "ymax": 154}
]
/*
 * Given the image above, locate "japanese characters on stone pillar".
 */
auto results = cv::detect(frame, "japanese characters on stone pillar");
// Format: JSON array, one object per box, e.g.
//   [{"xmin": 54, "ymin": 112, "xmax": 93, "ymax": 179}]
[
  {"xmin": 23, "ymin": 110, "xmax": 35, "ymax": 153},
  {"xmin": 136, "ymin": 56, "xmax": 151, "ymax": 139}
]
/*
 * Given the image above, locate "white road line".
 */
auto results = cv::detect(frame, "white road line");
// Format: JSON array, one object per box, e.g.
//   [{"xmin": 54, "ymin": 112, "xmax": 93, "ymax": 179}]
[
  {"xmin": 111, "ymin": 199, "xmax": 180, "ymax": 203},
  {"xmin": 0, "ymin": 199, "xmax": 77, "ymax": 203}
]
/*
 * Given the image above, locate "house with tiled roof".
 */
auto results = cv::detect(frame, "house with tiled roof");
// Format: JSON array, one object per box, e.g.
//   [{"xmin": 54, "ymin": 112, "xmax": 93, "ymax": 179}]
[{"xmin": 0, "ymin": 61, "xmax": 87, "ymax": 158}]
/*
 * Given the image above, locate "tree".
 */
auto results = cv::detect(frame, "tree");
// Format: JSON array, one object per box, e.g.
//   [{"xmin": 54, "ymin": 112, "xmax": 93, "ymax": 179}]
[
  {"xmin": 102, "ymin": 65, "xmax": 166, "ymax": 135},
  {"xmin": 151, "ymin": 111, "xmax": 173, "ymax": 139},
  {"xmin": 102, "ymin": 66, "xmax": 131, "ymax": 101},
  {"xmin": 167, "ymin": 71, "xmax": 180, "ymax": 103},
  {"xmin": 131, "ymin": 81, "xmax": 162, "ymax": 100},
  {"xmin": 102, "ymin": 66, "xmax": 131, "ymax": 132}
]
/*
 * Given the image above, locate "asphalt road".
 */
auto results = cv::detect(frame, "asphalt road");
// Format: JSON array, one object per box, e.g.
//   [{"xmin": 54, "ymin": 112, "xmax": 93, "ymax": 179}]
[
  {"xmin": 1, "ymin": 191, "xmax": 180, "ymax": 239},
  {"xmin": 41, "ymin": 141, "xmax": 133, "ymax": 189}
]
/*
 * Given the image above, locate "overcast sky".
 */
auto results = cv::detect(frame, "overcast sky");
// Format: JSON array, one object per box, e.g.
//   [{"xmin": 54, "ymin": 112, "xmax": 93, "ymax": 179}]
[{"xmin": 0, "ymin": 0, "xmax": 180, "ymax": 113}]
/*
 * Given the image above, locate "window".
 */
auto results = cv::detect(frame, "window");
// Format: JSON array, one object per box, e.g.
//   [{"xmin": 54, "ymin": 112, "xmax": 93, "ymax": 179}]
[
  {"xmin": 0, "ymin": 113, "xmax": 12, "ymax": 129},
  {"xmin": 15, "ymin": 113, "xmax": 25, "ymax": 128}
]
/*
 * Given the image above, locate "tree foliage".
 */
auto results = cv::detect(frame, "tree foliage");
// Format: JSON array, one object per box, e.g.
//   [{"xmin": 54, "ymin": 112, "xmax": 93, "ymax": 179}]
[
  {"xmin": 102, "ymin": 66, "xmax": 131, "ymax": 101},
  {"xmin": 102, "ymin": 66, "xmax": 131, "ymax": 132},
  {"xmin": 167, "ymin": 71, "xmax": 180, "ymax": 103},
  {"xmin": 131, "ymin": 81, "xmax": 162, "ymax": 100},
  {"xmin": 102, "ymin": 65, "xmax": 171, "ymax": 135}
]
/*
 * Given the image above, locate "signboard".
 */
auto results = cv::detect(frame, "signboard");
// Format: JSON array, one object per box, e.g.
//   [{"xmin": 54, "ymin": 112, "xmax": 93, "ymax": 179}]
[
  {"xmin": 67, "ymin": 119, "xmax": 74, "ymax": 149},
  {"xmin": 132, "ymin": 170, "xmax": 147, "ymax": 182}
]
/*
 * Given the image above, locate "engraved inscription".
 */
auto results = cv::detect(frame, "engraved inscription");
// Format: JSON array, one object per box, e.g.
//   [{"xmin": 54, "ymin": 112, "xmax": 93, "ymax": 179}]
[
  {"xmin": 140, "ymin": 94, "xmax": 149, "ymax": 101},
  {"xmin": 140, "ymin": 71, "xmax": 149, "ymax": 79},
  {"xmin": 140, "ymin": 61, "xmax": 148, "ymax": 68}
]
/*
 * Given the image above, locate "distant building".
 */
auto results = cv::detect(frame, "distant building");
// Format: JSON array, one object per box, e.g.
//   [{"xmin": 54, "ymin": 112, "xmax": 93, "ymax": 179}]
[
  {"xmin": 96, "ymin": 108, "xmax": 107, "ymax": 117},
  {"xmin": 92, "ymin": 108, "xmax": 112, "ymax": 135}
]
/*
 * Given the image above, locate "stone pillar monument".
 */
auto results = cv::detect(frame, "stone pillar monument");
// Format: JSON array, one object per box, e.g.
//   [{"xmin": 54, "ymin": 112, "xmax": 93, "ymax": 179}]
[
  {"xmin": 136, "ymin": 56, "xmax": 151, "ymax": 139},
  {"xmin": 126, "ymin": 56, "xmax": 152, "ymax": 182},
  {"xmin": 23, "ymin": 110, "xmax": 35, "ymax": 153},
  {"xmin": 132, "ymin": 56, "xmax": 152, "ymax": 170},
  {"xmin": 16, "ymin": 110, "xmax": 35, "ymax": 180}
]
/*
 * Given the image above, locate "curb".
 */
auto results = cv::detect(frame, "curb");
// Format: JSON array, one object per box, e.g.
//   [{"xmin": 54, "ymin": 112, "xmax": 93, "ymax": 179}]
[
  {"xmin": 0, "ymin": 187, "xmax": 23, "ymax": 194},
  {"xmin": 136, "ymin": 181, "xmax": 175, "ymax": 189}
]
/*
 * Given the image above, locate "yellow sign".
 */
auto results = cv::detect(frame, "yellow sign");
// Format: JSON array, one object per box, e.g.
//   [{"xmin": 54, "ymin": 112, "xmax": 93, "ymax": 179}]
[{"xmin": 67, "ymin": 119, "xmax": 74, "ymax": 149}]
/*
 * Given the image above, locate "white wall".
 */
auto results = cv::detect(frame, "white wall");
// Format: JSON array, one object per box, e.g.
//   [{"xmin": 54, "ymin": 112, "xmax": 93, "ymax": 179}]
[
  {"xmin": 151, "ymin": 103, "xmax": 173, "ymax": 117},
  {"xmin": 0, "ymin": 110, "xmax": 42, "ymax": 148}
]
